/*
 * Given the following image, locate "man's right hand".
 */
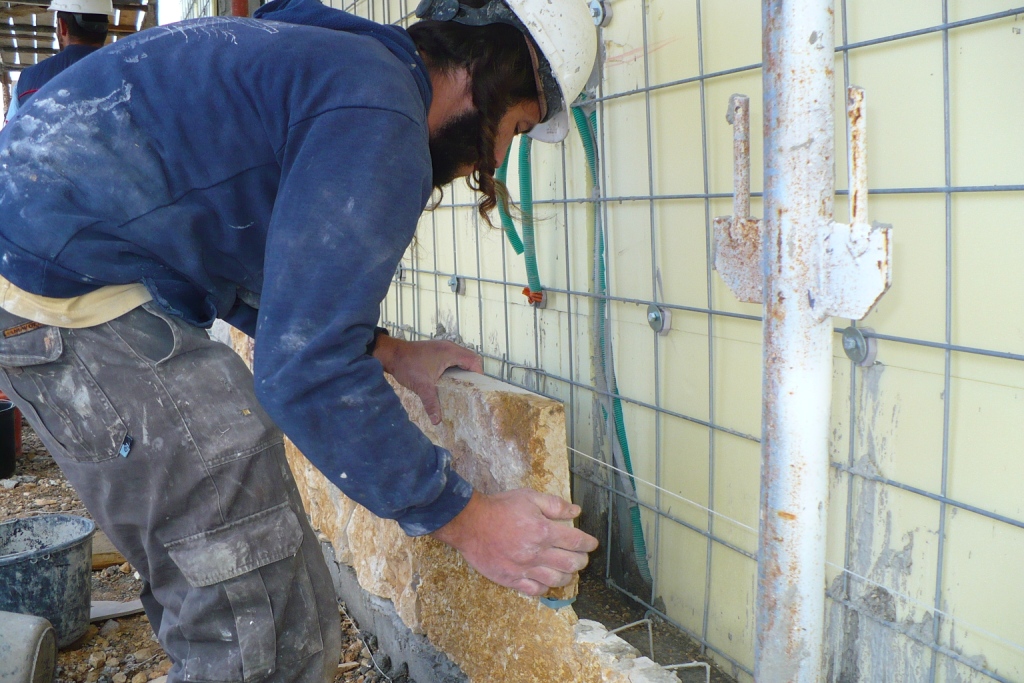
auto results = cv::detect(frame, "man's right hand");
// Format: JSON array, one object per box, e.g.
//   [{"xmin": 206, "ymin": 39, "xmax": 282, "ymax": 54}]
[{"xmin": 431, "ymin": 489, "xmax": 599, "ymax": 597}]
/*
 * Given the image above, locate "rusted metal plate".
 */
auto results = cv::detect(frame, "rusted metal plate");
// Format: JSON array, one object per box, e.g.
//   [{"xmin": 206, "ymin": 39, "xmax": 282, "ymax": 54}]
[
  {"xmin": 821, "ymin": 87, "xmax": 893, "ymax": 320},
  {"xmin": 821, "ymin": 217, "xmax": 892, "ymax": 319},
  {"xmin": 713, "ymin": 93, "xmax": 765, "ymax": 304},
  {"xmin": 713, "ymin": 214, "xmax": 763, "ymax": 303},
  {"xmin": 847, "ymin": 87, "xmax": 868, "ymax": 224}
]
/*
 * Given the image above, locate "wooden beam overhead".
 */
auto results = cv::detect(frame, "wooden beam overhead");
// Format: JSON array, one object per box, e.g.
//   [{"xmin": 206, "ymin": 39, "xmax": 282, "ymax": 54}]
[
  {"xmin": 0, "ymin": 45, "xmax": 56, "ymax": 54},
  {"xmin": 0, "ymin": 22, "xmax": 138, "ymax": 33},
  {"xmin": 0, "ymin": 1, "xmax": 149, "ymax": 8},
  {"xmin": 0, "ymin": 30, "xmax": 56, "ymax": 40},
  {"xmin": 0, "ymin": 6, "xmax": 51, "ymax": 18}
]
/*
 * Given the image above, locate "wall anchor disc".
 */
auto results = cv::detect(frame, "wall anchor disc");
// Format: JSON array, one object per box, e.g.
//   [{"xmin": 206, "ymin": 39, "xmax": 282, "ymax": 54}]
[
  {"xmin": 841, "ymin": 326, "xmax": 877, "ymax": 366},
  {"xmin": 647, "ymin": 304, "xmax": 671, "ymax": 336}
]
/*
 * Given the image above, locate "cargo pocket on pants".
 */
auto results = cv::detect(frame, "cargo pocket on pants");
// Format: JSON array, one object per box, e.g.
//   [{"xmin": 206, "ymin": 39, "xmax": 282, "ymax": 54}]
[
  {"xmin": 0, "ymin": 310, "xmax": 129, "ymax": 464},
  {"xmin": 165, "ymin": 503, "xmax": 324, "ymax": 683}
]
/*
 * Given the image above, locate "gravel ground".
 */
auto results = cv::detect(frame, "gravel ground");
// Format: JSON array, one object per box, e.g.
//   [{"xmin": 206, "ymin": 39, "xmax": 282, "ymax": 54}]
[
  {"xmin": 574, "ymin": 571, "xmax": 731, "ymax": 683},
  {"xmin": 1, "ymin": 422, "xmax": 402, "ymax": 683}
]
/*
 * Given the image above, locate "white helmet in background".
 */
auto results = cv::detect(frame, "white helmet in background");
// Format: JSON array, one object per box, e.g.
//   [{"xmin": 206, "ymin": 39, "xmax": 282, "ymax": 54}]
[
  {"xmin": 414, "ymin": 0, "xmax": 598, "ymax": 143},
  {"xmin": 47, "ymin": 0, "xmax": 113, "ymax": 15}
]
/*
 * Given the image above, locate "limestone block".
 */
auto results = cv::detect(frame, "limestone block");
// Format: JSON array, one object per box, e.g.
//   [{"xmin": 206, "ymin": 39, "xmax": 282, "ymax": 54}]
[
  {"xmin": 381, "ymin": 370, "xmax": 576, "ymax": 595},
  {"xmin": 390, "ymin": 371, "xmax": 572, "ymax": 500},
  {"xmin": 229, "ymin": 327, "xmax": 254, "ymax": 367},
  {"xmin": 284, "ymin": 443, "xmax": 359, "ymax": 564},
  {"xmin": 574, "ymin": 620, "xmax": 686, "ymax": 683}
]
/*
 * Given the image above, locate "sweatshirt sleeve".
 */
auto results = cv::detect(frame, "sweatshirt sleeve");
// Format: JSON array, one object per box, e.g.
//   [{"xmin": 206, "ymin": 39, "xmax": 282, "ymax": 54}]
[{"xmin": 253, "ymin": 106, "xmax": 473, "ymax": 536}]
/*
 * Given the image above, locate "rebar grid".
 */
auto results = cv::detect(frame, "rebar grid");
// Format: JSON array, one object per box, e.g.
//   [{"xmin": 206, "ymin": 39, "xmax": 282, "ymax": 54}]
[{"xmin": 342, "ymin": 0, "xmax": 1024, "ymax": 680}]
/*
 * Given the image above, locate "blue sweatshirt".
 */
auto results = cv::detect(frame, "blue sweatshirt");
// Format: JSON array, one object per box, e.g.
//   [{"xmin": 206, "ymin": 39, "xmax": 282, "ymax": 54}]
[
  {"xmin": 0, "ymin": 0, "xmax": 473, "ymax": 535},
  {"xmin": 16, "ymin": 44, "xmax": 103, "ymax": 105}
]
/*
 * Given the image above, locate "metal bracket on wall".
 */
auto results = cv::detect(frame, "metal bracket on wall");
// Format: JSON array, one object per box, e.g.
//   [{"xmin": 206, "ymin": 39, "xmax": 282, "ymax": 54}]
[
  {"xmin": 713, "ymin": 94, "xmax": 764, "ymax": 304},
  {"xmin": 448, "ymin": 275, "xmax": 466, "ymax": 296},
  {"xmin": 841, "ymin": 326, "xmax": 877, "ymax": 366},
  {"xmin": 646, "ymin": 304, "xmax": 671, "ymax": 336},
  {"xmin": 819, "ymin": 87, "xmax": 892, "ymax": 320},
  {"xmin": 713, "ymin": 88, "xmax": 892, "ymax": 322}
]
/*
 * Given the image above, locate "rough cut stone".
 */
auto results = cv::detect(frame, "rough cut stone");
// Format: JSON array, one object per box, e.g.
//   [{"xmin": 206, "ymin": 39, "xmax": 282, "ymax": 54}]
[
  {"xmin": 575, "ymin": 621, "xmax": 686, "ymax": 683},
  {"xmin": 229, "ymin": 329, "xmax": 677, "ymax": 682}
]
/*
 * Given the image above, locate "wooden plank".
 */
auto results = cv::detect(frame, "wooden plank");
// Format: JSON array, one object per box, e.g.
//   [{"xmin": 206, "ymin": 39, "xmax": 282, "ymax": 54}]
[
  {"xmin": 1, "ymin": 53, "xmax": 11, "ymax": 112},
  {"xmin": 0, "ymin": 31, "xmax": 57, "ymax": 41},
  {"xmin": 89, "ymin": 599, "xmax": 144, "ymax": 622},
  {"xmin": 92, "ymin": 529, "xmax": 127, "ymax": 570},
  {"xmin": 3, "ymin": 0, "xmax": 151, "ymax": 8},
  {"xmin": 0, "ymin": 6, "xmax": 50, "ymax": 19},
  {"xmin": 141, "ymin": 0, "xmax": 155, "ymax": 29},
  {"xmin": 0, "ymin": 45, "xmax": 58, "ymax": 55}
]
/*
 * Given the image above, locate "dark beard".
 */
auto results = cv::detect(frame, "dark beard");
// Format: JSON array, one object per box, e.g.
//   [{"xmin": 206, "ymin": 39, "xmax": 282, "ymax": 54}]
[{"xmin": 429, "ymin": 109, "xmax": 485, "ymax": 188}]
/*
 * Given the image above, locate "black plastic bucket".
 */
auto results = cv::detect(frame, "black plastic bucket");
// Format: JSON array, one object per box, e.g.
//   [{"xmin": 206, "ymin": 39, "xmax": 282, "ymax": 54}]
[
  {"xmin": 0, "ymin": 515, "xmax": 95, "ymax": 648},
  {"xmin": 0, "ymin": 399, "xmax": 16, "ymax": 479}
]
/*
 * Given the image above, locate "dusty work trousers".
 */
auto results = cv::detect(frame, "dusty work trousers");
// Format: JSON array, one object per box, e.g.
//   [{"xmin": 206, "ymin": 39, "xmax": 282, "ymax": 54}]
[{"xmin": 0, "ymin": 304, "xmax": 342, "ymax": 683}]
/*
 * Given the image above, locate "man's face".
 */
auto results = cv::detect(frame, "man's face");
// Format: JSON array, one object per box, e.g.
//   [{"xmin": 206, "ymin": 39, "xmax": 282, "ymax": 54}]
[
  {"xmin": 429, "ymin": 108, "xmax": 483, "ymax": 188},
  {"xmin": 429, "ymin": 99, "xmax": 543, "ymax": 187}
]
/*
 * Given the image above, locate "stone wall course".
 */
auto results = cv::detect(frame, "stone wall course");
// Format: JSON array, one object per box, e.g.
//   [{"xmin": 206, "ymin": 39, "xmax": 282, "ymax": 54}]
[{"xmin": 229, "ymin": 329, "xmax": 677, "ymax": 682}]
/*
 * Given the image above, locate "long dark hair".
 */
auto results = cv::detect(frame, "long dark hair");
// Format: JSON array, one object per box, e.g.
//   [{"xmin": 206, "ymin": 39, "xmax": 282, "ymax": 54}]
[{"xmin": 408, "ymin": 16, "xmax": 538, "ymax": 223}]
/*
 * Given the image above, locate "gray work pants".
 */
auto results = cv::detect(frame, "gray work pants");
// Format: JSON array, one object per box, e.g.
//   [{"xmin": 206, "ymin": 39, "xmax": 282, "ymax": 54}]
[{"xmin": 0, "ymin": 304, "xmax": 342, "ymax": 683}]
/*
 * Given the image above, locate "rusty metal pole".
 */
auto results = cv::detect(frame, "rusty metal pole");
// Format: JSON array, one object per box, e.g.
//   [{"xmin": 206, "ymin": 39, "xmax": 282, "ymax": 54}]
[
  {"xmin": 231, "ymin": 0, "xmax": 247, "ymax": 17},
  {"xmin": 713, "ymin": 4, "xmax": 890, "ymax": 680},
  {"xmin": 756, "ymin": 0, "xmax": 835, "ymax": 680}
]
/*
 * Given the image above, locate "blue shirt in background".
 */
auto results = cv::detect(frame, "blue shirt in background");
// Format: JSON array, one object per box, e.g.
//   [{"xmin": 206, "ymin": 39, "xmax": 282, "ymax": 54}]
[{"xmin": 6, "ymin": 44, "xmax": 102, "ymax": 122}]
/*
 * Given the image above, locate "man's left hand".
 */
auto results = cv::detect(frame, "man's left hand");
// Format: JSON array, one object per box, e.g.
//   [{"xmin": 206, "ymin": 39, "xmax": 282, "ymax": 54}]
[{"xmin": 372, "ymin": 335, "xmax": 483, "ymax": 424}]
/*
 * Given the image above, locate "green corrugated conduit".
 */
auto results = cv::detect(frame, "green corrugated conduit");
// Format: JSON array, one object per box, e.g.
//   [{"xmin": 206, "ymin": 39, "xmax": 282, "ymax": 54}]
[
  {"xmin": 495, "ymin": 146, "xmax": 525, "ymax": 256},
  {"xmin": 570, "ymin": 105, "xmax": 652, "ymax": 585},
  {"xmin": 497, "ymin": 115, "xmax": 652, "ymax": 585},
  {"xmin": 517, "ymin": 137, "xmax": 544, "ymax": 297}
]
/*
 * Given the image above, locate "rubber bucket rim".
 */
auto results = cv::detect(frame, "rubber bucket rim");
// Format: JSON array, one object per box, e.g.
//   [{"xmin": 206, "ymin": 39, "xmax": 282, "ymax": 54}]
[{"xmin": 0, "ymin": 515, "xmax": 96, "ymax": 565}]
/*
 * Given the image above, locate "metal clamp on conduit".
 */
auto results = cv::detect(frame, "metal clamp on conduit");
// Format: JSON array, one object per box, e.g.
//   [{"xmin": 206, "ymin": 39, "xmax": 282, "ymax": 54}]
[
  {"xmin": 713, "ymin": 87, "xmax": 892, "ymax": 321},
  {"xmin": 713, "ymin": 94, "xmax": 764, "ymax": 304},
  {"xmin": 820, "ymin": 87, "xmax": 892, "ymax": 320}
]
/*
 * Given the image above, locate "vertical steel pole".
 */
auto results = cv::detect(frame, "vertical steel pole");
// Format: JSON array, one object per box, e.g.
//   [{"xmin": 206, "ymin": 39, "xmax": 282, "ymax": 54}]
[{"xmin": 757, "ymin": 0, "xmax": 835, "ymax": 680}]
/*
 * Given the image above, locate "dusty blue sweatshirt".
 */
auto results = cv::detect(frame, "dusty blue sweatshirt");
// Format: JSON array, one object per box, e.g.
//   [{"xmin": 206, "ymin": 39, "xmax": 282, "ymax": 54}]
[{"xmin": 0, "ymin": 0, "xmax": 473, "ymax": 535}]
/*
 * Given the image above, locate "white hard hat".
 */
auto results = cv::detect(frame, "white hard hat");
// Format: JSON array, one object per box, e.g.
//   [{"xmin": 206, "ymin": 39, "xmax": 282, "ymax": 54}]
[
  {"xmin": 414, "ymin": 0, "xmax": 598, "ymax": 143},
  {"xmin": 48, "ymin": 0, "xmax": 113, "ymax": 15}
]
